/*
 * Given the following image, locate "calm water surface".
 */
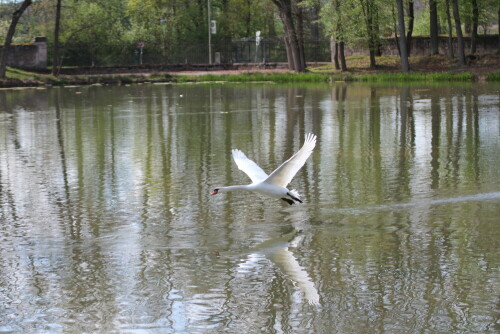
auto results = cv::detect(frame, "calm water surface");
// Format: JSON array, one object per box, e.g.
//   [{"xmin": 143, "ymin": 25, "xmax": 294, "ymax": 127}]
[{"xmin": 0, "ymin": 83, "xmax": 499, "ymax": 333}]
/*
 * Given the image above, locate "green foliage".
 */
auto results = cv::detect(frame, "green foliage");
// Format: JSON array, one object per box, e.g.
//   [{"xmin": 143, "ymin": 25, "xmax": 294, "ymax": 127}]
[
  {"xmin": 3, "ymin": 66, "xmax": 68, "ymax": 85},
  {"xmin": 5, "ymin": 67, "xmax": 37, "ymax": 80},
  {"xmin": 1, "ymin": 67, "xmax": 486, "ymax": 86},
  {"xmin": 172, "ymin": 71, "xmax": 479, "ymax": 83},
  {"xmin": 486, "ymin": 72, "xmax": 500, "ymax": 81},
  {"xmin": 61, "ymin": 0, "xmax": 128, "ymax": 53},
  {"xmin": 355, "ymin": 72, "xmax": 475, "ymax": 82},
  {"xmin": 172, "ymin": 72, "xmax": 332, "ymax": 83},
  {"xmin": 0, "ymin": 17, "xmax": 10, "ymax": 42},
  {"xmin": 413, "ymin": 3, "xmax": 431, "ymax": 36},
  {"xmin": 1, "ymin": 0, "xmax": 498, "ymax": 69},
  {"xmin": 0, "ymin": 1, "xmax": 38, "ymax": 43},
  {"xmin": 314, "ymin": 0, "xmax": 394, "ymax": 48},
  {"xmin": 216, "ymin": 0, "xmax": 277, "ymax": 39}
]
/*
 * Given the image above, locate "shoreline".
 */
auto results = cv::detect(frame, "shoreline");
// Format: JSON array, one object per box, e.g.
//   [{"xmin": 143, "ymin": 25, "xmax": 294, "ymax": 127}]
[{"xmin": 2, "ymin": 54, "xmax": 499, "ymax": 88}]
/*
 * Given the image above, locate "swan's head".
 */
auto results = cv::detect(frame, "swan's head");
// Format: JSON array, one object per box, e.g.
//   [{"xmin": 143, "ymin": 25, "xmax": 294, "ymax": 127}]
[{"xmin": 211, "ymin": 188, "xmax": 219, "ymax": 195}]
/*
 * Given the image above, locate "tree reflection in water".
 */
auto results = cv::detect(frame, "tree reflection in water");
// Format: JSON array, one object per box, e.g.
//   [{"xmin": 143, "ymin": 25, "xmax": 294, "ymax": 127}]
[{"xmin": 0, "ymin": 83, "xmax": 498, "ymax": 333}]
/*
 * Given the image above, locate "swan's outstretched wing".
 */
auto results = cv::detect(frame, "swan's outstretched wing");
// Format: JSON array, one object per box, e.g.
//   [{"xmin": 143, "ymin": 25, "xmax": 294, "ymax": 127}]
[
  {"xmin": 264, "ymin": 133, "xmax": 316, "ymax": 187},
  {"xmin": 232, "ymin": 149, "xmax": 268, "ymax": 183}
]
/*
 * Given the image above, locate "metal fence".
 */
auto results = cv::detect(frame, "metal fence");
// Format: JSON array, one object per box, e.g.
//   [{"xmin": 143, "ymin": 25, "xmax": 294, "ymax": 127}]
[{"xmin": 57, "ymin": 38, "xmax": 332, "ymax": 67}]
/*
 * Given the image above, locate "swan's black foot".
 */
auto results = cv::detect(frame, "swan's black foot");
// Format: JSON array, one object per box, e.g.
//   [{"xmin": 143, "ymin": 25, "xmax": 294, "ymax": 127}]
[
  {"xmin": 287, "ymin": 192, "xmax": 303, "ymax": 203},
  {"xmin": 281, "ymin": 198, "xmax": 294, "ymax": 205}
]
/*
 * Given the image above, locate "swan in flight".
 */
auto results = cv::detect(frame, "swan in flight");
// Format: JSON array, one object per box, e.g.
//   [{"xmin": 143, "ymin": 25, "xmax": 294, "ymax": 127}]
[{"xmin": 211, "ymin": 133, "xmax": 317, "ymax": 205}]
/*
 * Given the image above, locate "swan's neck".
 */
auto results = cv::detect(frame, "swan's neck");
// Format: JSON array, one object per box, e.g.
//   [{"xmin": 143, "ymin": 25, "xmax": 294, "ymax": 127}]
[{"xmin": 219, "ymin": 185, "xmax": 251, "ymax": 193}]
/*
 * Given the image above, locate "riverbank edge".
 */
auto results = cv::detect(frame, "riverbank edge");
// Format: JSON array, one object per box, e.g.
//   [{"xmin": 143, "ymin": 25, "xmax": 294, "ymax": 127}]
[
  {"xmin": 2, "ymin": 71, "xmax": 499, "ymax": 88},
  {"xmin": 2, "ymin": 58, "xmax": 499, "ymax": 88}
]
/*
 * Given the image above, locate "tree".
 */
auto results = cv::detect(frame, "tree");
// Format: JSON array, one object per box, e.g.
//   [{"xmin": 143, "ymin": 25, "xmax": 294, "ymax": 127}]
[
  {"xmin": 0, "ymin": 0, "xmax": 33, "ymax": 78},
  {"xmin": 338, "ymin": 40, "xmax": 347, "ymax": 71},
  {"xmin": 429, "ymin": 0, "xmax": 439, "ymax": 55},
  {"xmin": 451, "ymin": 0, "xmax": 466, "ymax": 65},
  {"xmin": 405, "ymin": 0, "xmax": 414, "ymax": 55},
  {"xmin": 316, "ymin": 0, "xmax": 347, "ymax": 71},
  {"xmin": 271, "ymin": 0, "xmax": 306, "ymax": 72},
  {"xmin": 52, "ymin": 0, "xmax": 62, "ymax": 75},
  {"xmin": 219, "ymin": 0, "xmax": 277, "ymax": 39},
  {"xmin": 360, "ymin": 0, "xmax": 379, "ymax": 68},
  {"xmin": 396, "ymin": 0, "xmax": 409, "ymax": 72},
  {"xmin": 470, "ymin": 0, "xmax": 478, "ymax": 54},
  {"xmin": 333, "ymin": 0, "xmax": 347, "ymax": 71},
  {"xmin": 65, "ymin": 0, "xmax": 128, "ymax": 65},
  {"xmin": 392, "ymin": 1, "xmax": 400, "ymax": 55},
  {"xmin": 444, "ymin": 0, "xmax": 454, "ymax": 58},
  {"xmin": 331, "ymin": 36, "xmax": 340, "ymax": 69}
]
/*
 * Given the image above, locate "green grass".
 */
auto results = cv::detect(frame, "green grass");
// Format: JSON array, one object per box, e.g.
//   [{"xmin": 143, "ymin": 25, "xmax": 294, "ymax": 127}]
[
  {"xmin": 173, "ymin": 70, "xmax": 478, "ymax": 84},
  {"xmin": 486, "ymin": 72, "xmax": 500, "ymax": 81},
  {"xmin": 6, "ymin": 67, "xmax": 44, "ymax": 80},
  {"xmin": 173, "ymin": 72, "xmax": 332, "ymax": 83},
  {"xmin": 4, "ymin": 67, "xmax": 69, "ymax": 85},
  {"xmin": 355, "ymin": 72, "xmax": 475, "ymax": 82},
  {"xmin": 1, "ymin": 65, "xmax": 492, "ymax": 87},
  {"xmin": 1, "ymin": 68, "xmax": 174, "ymax": 86}
]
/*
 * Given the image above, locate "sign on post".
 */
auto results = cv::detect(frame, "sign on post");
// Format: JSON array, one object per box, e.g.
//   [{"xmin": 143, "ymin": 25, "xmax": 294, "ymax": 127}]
[{"xmin": 210, "ymin": 20, "xmax": 216, "ymax": 34}]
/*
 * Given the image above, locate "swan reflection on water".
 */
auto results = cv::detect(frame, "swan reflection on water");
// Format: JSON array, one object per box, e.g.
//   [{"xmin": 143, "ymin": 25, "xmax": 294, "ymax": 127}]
[{"xmin": 237, "ymin": 229, "xmax": 320, "ymax": 305}]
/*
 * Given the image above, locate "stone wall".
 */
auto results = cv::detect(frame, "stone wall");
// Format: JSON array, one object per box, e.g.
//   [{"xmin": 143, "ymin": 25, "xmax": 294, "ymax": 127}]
[
  {"xmin": 0, "ymin": 37, "xmax": 47, "ymax": 69},
  {"xmin": 344, "ymin": 35, "xmax": 499, "ymax": 56}
]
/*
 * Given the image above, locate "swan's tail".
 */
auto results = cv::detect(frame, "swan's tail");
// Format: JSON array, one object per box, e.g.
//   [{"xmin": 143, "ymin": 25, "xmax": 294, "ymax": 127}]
[
  {"xmin": 288, "ymin": 189, "xmax": 303, "ymax": 203},
  {"xmin": 289, "ymin": 189, "xmax": 300, "ymax": 198}
]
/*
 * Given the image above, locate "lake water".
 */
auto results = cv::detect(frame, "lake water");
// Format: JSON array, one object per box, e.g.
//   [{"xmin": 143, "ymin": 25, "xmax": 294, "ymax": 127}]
[{"xmin": 0, "ymin": 83, "xmax": 499, "ymax": 333}]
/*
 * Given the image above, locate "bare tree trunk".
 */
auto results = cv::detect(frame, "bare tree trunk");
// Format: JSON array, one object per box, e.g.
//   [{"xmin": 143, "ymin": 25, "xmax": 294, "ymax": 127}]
[
  {"xmin": 335, "ymin": 42, "xmax": 341, "ymax": 70},
  {"xmin": 429, "ymin": 0, "xmax": 439, "ymax": 54},
  {"xmin": 445, "ymin": 0, "xmax": 455, "ymax": 58},
  {"xmin": 392, "ymin": 2, "xmax": 401, "ymax": 56},
  {"xmin": 339, "ymin": 41, "xmax": 347, "ymax": 71},
  {"xmin": 0, "ymin": 0, "xmax": 33, "ymax": 78},
  {"xmin": 451, "ymin": 0, "xmax": 466, "ymax": 65},
  {"xmin": 406, "ymin": 0, "xmax": 414, "ymax": 56},
  {"xmin": 52, "ymin": 0, "xmax": 62, "ymax": 76},
  {"xmin": 272, "ymin": 0, "xmax": 306, "ymax": 72},
  {"xmin": 365, "ymin": 0, "xmax": 377, "ymax": 68},
  {"xmin": 396, "ymin": 0, "xmax": 410, "ymax": 72},
  {"xmin": 374, "ymin": 9, "xmax": 382, "ymax": 56},
  {"xmin": 470, "ymin": 0, "xmax": 479, "ymax": 54},
  {"xmin": 332, "ymin": 0, "xmax": 347, "ymax": 71},
  {"xmin": 283, "ymin": 13, "xmax": 303, "ymax": 71},
  {"xmin": 295, "ymin": 1, "xmax": 306, "ymax": 69},
  {"xmin": 331, "ymin": 37, "xmax": 340, "ymax": 70},
  {"xmin": 498, "ymin": 6, "xmax": 500, "ymax": 54},
  {"xmin": 283, "ymin": 35, "xmax": 295, "ymax": 70}
]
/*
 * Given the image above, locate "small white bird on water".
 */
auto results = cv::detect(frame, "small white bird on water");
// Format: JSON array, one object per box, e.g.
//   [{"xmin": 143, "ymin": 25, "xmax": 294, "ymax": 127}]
[{"xmin": 211, "ymin": 133, "xmax": 317, "ymax": 205}]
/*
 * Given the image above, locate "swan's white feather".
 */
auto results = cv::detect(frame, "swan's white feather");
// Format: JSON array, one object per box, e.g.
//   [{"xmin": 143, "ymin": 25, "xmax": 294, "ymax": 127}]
[
  {"xmin": 264, "ymin": 133, "xmax": 317, "ymax": 188},
  {"xmin": 214, "ymin": 134, "xmax": 317, "ymax": 203},
  {"xmin": 231, "ymin": 149, "xmax": 268, "ymax": 183}
]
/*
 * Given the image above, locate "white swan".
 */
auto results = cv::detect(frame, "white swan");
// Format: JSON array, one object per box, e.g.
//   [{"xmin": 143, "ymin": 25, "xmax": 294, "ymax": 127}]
[{"xmin": 211, "ymin": 133, "xmax": 317, "ymax": 205}]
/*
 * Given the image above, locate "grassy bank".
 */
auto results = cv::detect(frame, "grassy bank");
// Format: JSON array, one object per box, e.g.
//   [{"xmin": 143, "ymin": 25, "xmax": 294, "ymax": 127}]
[
  {"xmin": 172, "ymin": 72, "xmax": 332, "ymax": 83},
  {"xmin": 172, "ymin": 54, "xmax": 500, "ymax": 83},
  {"xmin": 172, "ymin": 71, "xmax": 483, "ymax": 83},
  {"xmin": 354, "ymin": 72, "xmax": 476, "ymax": 82},
  {"xmin": 1, "ymin": 53, "xmax": 500, "ymax": 87},
  {"xmin": 486, "ymin": 72, "xmax": 500, "ymax": 81},
  {"xmin": 1, "ymin": 67, "xmax": 173, "ymax": 87}
]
